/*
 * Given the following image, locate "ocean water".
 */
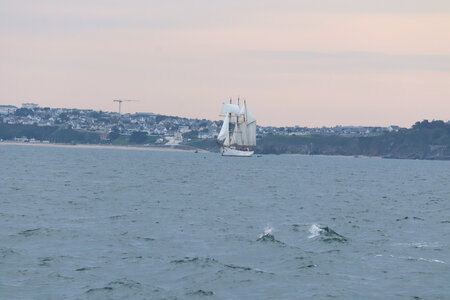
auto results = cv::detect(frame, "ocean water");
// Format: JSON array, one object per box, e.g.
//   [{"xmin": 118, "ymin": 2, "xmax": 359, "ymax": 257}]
[{"xmin": 0, "ymin": 144, "xmax": 449, "ymax": 299}]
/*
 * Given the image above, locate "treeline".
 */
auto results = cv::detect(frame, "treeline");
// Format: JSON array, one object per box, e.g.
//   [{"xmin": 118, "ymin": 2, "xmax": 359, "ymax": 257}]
[
  {"xmin": 0, "ymin": 123, "xmax": 158, "ymax": 145},
  {"xmin": 108, "ymin": 130, "xmax": 158, "ymax": 145},
  {"xmin": 256, "ymin": 120, "xmax": 450, "ymax": 160},
  {"xmin": 190, "ymin": 120, "xmax": 450, "ymax": 160},
  {"xmin": 2, "ymin": 120, "xmax": 449, "ymax": 160},
  {"xmin": 0, "ymin": 123, "xmax": 101, "ymax": 144}
]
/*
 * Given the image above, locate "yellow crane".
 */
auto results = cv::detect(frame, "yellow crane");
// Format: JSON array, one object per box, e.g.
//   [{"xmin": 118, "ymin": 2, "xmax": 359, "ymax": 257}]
[{"xmin": 113, "ymin": 99, "xmax": 139, "ymax": 115}]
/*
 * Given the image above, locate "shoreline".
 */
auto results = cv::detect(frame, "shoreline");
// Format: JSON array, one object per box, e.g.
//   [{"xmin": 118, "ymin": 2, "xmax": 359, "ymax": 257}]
[
  {"xmin": 0, "ymin": 141, "xmax": 209, "ymax": 153},
  {"xmin": 280, "ymin": 153, "xmax": 381, "ymax": 159},
  {"xmin": 2, "ymin": 141, "xmax": 448, "ymax": 161},
  {"xmin": 0, "ymin": 142, "xmax": 375, "ymax": 159}
]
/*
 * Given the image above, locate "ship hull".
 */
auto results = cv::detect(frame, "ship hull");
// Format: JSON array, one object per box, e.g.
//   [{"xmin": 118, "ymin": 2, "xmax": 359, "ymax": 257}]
[{"xmin": 221, "ymin": 146, "xmax": 254, "ymax": 157}]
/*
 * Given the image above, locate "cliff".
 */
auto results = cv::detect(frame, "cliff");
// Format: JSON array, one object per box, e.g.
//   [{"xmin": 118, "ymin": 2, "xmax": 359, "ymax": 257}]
[{"xmin": 255, "ymin": 120, "xmax": 450, "ymax": 160}]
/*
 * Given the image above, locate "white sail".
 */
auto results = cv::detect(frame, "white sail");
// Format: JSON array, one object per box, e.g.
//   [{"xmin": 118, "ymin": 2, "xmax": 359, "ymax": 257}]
[
  {"xmin": 240, "ymin": 105, "xmax": 245, "ymax": 115},
  {"xmin": 219, "ymin": 98, "xmax": 256, "ymax": 156},
  {"xmin": 244, "ymin": 102, "xmax": 256, "ymax": 146},
  {"xmin": 217, "ymin": 115, "xmax": 229, "ymax": 141},
  {"xmin": 224, "ymin": 131, "xmax": 231, "ymax": 146},
  {"xmin": 245, "ymin": 104, "xmax": 256, "ymax": 124},
  {"xmin": 246, "ymin": 121, "xmax": 257, "ymax": 146},
  {"xmin": 231, "ymin": 122, "xmax": 248, "ymax": 146},
  {"xmin": 230, "ymin": 124, "xmax": 239, "ymax": 145},
  {"xmin": 221, "ymin": 103, "xmax": 242, "ymax": 115}
]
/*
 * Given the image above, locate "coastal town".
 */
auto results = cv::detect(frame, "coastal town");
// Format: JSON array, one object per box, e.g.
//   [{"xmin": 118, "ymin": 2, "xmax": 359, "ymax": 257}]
[{"xmin": 0, "ymin": 103, "xmax": 404, "ymax": 145}]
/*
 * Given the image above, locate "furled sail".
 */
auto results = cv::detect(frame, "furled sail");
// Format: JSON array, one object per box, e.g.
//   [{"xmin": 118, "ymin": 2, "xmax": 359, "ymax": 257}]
[
  {"xmin": 217, "ymin": 115, "xmax": 229, "ymax": 141},
  {"xmin": 221, "ymin": 103, "xmax": 242, "ymax": 115}
]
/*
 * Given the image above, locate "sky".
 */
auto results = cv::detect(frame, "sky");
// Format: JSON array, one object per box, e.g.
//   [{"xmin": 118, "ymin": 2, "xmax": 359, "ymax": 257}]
[{"xmin": 1, "ymin": 0, "xmax": 449, "ymax": 127}]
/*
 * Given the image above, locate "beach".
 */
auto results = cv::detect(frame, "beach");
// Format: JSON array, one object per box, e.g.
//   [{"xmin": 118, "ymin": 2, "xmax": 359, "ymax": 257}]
[{"xmin": 0, "ymin": 141, "xmax": 208, "ymax": 153}]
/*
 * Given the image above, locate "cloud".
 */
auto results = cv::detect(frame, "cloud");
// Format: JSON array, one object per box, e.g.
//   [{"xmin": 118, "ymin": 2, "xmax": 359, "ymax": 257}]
[
  {"xmin": 1, "ymin": 1, "xmax": 450, "ymax": 126},
  {"xmin": 2, "ymin": 0, "xmax": 450, "ymax": 36},
  {"xmin": 247, "ymin": 51, "xmax": 450, "ymax": 72}
]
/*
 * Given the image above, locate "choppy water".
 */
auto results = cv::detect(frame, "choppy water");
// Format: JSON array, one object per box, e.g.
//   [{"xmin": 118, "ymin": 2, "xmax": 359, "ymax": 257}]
[{"xmin": 0, "ymin": 144, "xmax": 449, "ymax": 299}]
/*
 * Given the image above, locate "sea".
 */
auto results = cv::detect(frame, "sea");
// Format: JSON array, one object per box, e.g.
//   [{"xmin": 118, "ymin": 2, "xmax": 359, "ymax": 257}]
[{"xmin": 0, "ymin": 144, "xmax": 449, "ymax": 300}]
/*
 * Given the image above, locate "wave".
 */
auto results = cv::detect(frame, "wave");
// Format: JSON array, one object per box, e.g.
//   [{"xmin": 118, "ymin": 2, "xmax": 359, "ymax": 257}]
[
  {"xmin": 396, "ymin": 216, "xmax": 425, "ymax": 221},
  {"xmin": 298, "ymin": 264, "xmax": 317, "ymax": 269},
  {"xmin": 308, "ymin": 224, "xmax": 347, "ymax": 243},
  {"xmin": 136, "ymin": 236, "xmax": 155, "ymax": 242},
  {"xmin": 171, "ymin": 256, "xmax": 219, "ymax": 267},
  {"xmin": 291, "ymin": 224, "xmax": 301, "ymax": 232},
  {"xmin": 39, "ymin": 257, "xmax": 53, "ymax": 267},
  {"xmin": 393, "ymin": 242, "xmax": 440, "ymax": 249},
  {"xmin": 109, "ymin": 214, "xmax": 127, "ymax": 220},
  {"xmin": 308, "ymin": 224, "xmax": 322, "ymax": 239},
  {"xmin": 16, "ymin": 227, "xmax": 58, "ymax": 238},
  {"xmin": 187, "ymin": 289, "xmax": 214, "ymax": 296},
  {"xmin": 0, "ymin": 248, "xmax": 19, "ymax": 258},
  {"xmin": 256, "ymin": 226, "xmax": 287, "ymax": 247},
  {"xmin": 76, "ymin": 266, "xmax": 99, "ymax": 272},
  {"xmin": 257, "ymin": 226, "xmax": 275, "ymax": 241},
  {"xmin": 108, "ymin": 279, "xmax": 142, "ymax": 289},
  {"xmin": 18, "ymin": 228, "xmax": 42, "ymax": 237},
  {"xmin": 85, "ymin": 278, "xmax": 142, "ymax": 294},
  {"xmin": 415, "ymin": 257, "xmax": 445, "ymax": 264},
  {"xmin": 377, "ymin": 254, "xmax": 446, "ymax": 264},
  {"xmin": 86, "ymin": 287, "xmax": 113, "ymax": 294},
  {"xmin": 171, "ymin": 256, "xmax": 273, "ymax": 274}
]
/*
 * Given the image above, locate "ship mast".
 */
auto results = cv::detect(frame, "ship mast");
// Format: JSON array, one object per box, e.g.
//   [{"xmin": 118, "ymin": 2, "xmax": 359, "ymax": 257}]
[{"xmin": 228, "ymin": 98, "xmax": 232, "ymax": 144}]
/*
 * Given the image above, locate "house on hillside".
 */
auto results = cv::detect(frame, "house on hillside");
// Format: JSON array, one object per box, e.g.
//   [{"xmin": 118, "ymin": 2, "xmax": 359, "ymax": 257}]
[{"xmin": 0, "ymin": 105, "xmax": 17, "ymax": 115}]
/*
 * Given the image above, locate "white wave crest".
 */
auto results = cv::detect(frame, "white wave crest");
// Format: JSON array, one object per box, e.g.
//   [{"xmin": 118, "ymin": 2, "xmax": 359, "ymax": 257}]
[
  {"xmin": 308, "ymin": 224, "xmax": 323, "ymax": 238},
  {"xmin": 393, "ymin": 242, "xmax": 440, "ymax": 248},
  {"xmin": 259, "ymin": 226, "xmax": 273, "ymax": 239},
  {"xmin": 389, "ymin": 254, "xmax": 446, "ymax": 264},
  {"xmin": 418, "ymin": 257, "xmax": 446, "ymax": 264}
]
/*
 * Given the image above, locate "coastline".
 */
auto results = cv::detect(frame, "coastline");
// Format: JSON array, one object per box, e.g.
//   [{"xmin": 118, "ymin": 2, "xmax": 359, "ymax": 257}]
[
  {"xmin": 280, "ymin": 153, "xmax": 381, "ymax": 159},
  {"xmin": 0, "ymin": 141, "xmax": 209, "ymax": 153}
]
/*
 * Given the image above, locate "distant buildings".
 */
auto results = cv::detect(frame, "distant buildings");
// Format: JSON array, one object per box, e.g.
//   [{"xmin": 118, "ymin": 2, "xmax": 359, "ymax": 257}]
[
  {"xmin": 22, "ymin": 103, "xmax": 39, "ymax": 109},
  {"xmin": 0, "ymin": 105, "xmax": 17, "ymax": 115},
  {"xmin": 0, "ymin": 103, "xmax": 407, "ymax": 144},
  {"xmin": 165, "ymin": 132, "xmax": 183, "ymax": 145}
]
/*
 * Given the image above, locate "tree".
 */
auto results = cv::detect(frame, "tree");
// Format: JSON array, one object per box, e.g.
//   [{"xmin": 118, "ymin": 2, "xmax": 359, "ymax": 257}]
[
  {"xmin": 182, "ymin": 130, "xmax": 199, "ymax": 140},
  {"xmin": 14, "ymin": 108, "xmax": 34, "ymax": 117},
  {"xmin": 129, "ymin": 131, "xmax": 148, "ymax": 144},
  {"xmin": 413, "ymin": 120, "xmax": 447, "ymax": 130},
  {"xmin": 58, "ymin": 113, "xmax": 69, "ymax": 122},
  {"xmin": 108, "ymin": 127, "xmax": 121, "ymax": 141}
]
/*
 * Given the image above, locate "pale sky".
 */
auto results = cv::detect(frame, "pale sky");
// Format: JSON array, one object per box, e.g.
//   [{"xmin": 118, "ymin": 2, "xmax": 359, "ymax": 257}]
[{"xmin": 1, "ymin": 0, "xmax": 449, "ymax": 127}]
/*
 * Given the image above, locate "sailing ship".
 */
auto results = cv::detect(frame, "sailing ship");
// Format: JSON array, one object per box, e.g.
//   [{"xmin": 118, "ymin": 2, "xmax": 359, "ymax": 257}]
[{"xmin": 217, "ymin": 98, "xmax": 256, "ymax": 157}]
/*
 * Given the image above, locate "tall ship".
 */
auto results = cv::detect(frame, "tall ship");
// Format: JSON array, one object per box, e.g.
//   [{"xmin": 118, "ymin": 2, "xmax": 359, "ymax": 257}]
[{"xmin": 217, "ymin": 98, "xmax": 256, "ymax": 157}]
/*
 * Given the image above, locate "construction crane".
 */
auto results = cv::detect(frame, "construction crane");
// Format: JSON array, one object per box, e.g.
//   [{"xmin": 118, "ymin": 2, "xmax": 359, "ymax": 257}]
[{"xmin": 113, "ymin": 99, "xmax": 139, "ymax": 115}]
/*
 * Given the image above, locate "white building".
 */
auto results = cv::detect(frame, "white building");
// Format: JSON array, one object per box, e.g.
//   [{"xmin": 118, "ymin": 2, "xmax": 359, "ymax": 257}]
[
  {"xmin": 165, "ymin": 132, "xmax": 183, "ymax": 145},
  {"xmin": 179, "ymin": 126, "xmax": 191, "ymax": 133},
  {"xmin": 0, "ymin": 105, "xmax": 17, "ymax": 115},
  {"xmin": 22, "ymin": 103, "xmax": 39, "ymax": 109}
]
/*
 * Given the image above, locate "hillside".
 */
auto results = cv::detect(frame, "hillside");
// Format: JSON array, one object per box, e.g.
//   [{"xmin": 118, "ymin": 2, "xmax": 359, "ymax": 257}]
[
  {"xmin": 255, "ymin": 120, "xmax": 450, "ymax": 160},
  {"xmin": 1, "ymin": 120, "xmax": 449, "ymax": 160}
]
